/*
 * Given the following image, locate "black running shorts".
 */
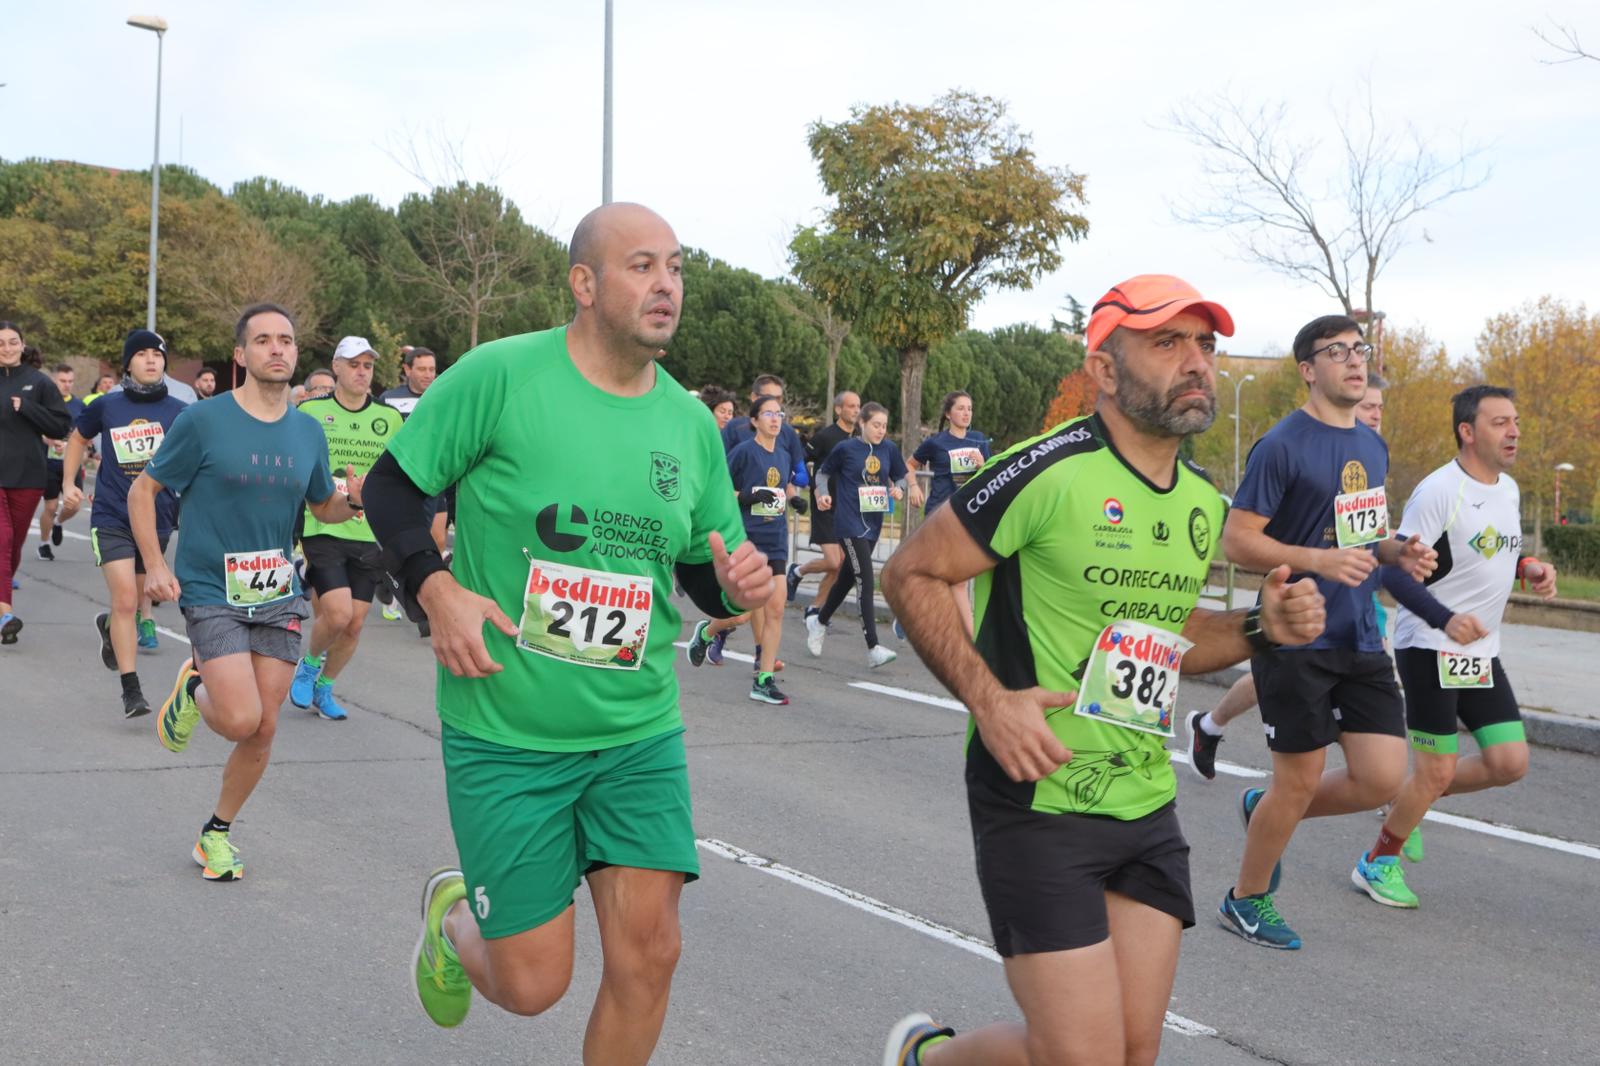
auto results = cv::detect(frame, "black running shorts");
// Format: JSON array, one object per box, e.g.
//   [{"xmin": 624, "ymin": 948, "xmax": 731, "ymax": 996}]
[
  {"xmin": 1252, "ymin": 647, "xmax": 1406, "ymax": 753},
  {"xmin": 1393, "ymin": 647, "xmax": 1523, "ymax": 753},
  {"xmin": 967, "ymin": 773, "xmax": 1194, "ymax": 956},
  {"xmin": 809, "ymin": 506, "xmax": 838, "ymax": 547},
  {"xmin": 301, "ymin": 534, "xmax": 387, "ymax": 602}
]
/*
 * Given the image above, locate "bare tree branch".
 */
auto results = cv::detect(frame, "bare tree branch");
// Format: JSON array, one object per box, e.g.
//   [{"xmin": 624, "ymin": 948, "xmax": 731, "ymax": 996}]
[
  {"xmin": 1165, "ymin": 81, "xmax": 1489, "ymax": 330},
  {"xmin": 1533, "ymin": 20, "xmax": 1599, "ymax": 64}
]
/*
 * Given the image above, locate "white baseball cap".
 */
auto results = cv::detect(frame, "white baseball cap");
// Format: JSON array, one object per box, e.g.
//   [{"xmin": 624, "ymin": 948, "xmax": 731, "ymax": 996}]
[{"xmin": 332, "ymin": 336, "xmax": 378, "ymax": 362}]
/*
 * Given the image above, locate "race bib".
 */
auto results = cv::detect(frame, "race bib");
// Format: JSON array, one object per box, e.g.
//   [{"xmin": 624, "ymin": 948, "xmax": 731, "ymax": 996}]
[
  {"xmin": 1437, "ymin": 650, "xmax": 1493, "ymax": 689},
  {"xmin": 110, "ymin": 422, "xmax": 166, "ymax": 466},
  {"xmin": 517, "ymin": 559, "xmax": 651, "ymax": 670},
  {"xmin": 948, "ymin": 447, "xmax": 984, "ymax": 476},
  {"xmin": 224, "ymin": 549, "xmax": 294, "ymax": 607},
  {"xmin": 1334, "ymin": 486, "xmax": 1388, "ymax": 548},
  {"xmin": 858, "ymin": 485, "xmax": 889, "ymax": 513},
  {"xmin": 332, "ymin": 476, "xmax": 365, "ymax": 523},
  {"xmin": 749, "ymin": 486, "xmax": 786, "ymax": 517},
  {"xmin": 1076, "ymin": 621, "xmax": 1193, "ymax": 737}
]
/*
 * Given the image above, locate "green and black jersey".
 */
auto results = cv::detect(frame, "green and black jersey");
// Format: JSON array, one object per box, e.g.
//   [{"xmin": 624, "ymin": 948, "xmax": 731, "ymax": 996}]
[
  {"xmin": 299, "ymin": 395, "xmax": 399, "ymax": 543},
  {"xmin": 952, "ymin": 414, "xmax": 1227, "ymax": 820}
]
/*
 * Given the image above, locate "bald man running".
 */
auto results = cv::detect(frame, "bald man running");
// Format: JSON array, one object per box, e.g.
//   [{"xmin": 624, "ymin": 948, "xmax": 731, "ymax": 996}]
[{"xmin": 365, "ymin": 202, "xmax": 770, "ymax": 1062}]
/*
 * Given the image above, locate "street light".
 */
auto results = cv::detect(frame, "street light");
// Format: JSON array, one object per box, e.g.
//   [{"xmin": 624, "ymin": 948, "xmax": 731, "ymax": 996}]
[
  {"xmin": 1555, "ymin": 462, "xmax": 1576, "ymax": 524},
  {"xmin": 127, "ymin": 14, "xmax": 168, "ymax": 332},
  {"xmin": 601, "ymin": 0, "xmax": 613, "ymax": 204},
  {"xmin": 1217, "ymin": 369, "xmax": 1256, "ymax": 490}
]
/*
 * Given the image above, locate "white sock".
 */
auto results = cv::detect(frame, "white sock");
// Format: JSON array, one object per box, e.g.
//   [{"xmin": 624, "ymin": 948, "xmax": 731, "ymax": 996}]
[{"xmin": 1198, "ymin": 711, "xmax": 1224, "ymax": 736}]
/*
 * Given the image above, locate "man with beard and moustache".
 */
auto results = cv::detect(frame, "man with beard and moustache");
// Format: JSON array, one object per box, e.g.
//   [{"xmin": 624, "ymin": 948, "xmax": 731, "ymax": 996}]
[
  {"xmin": 1217, "ymin": 315, "xmax": 1437, "ymax": 952},
  {"xmin": 130, "ymin": 303, "xmax": 364, "ymax": 882},
  {"xmin": 1354, "ymin": 386, "xmax": 1557, "ymax": 908},
  {"xmin": 362, "ymin": 203, "xmax": 770, "ymax": 1059},
  {"xmin": 879, "ymin": 276, "xmax": 1327, "ymax": 1066},
  {"xmin": 192, "ymin": 367, "xmax": 217, "ymax": 400}
]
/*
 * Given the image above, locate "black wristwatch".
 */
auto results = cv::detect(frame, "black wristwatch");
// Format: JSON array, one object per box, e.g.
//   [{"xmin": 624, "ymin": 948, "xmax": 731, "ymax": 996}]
[{"xmin": 1243, "ymin": 603, "xmax": 1278, "ymax": 653}]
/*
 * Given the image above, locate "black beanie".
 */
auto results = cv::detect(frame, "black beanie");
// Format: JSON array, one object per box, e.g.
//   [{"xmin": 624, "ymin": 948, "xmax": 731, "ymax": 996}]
[{"xmin": 122, "ymin": 329, "xmax": 168, "ymax": 370}]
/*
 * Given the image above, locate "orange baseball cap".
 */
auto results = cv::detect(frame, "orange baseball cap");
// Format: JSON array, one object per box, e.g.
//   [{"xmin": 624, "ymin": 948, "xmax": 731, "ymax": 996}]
[{"xmin": 1085, "ymin": 274, "xmax": 1234, "ymax": 354}]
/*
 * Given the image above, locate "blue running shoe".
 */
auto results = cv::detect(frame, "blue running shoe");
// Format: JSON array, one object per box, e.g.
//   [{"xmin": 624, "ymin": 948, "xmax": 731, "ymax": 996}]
[
  {"xmin": 311, "ymin": 679, "xmax": 348, "ymax": 721},
  {"xmin": 892, "ymin": 618, "xmax": 907, "ymax": 641},
  {"xmin": 1239, "ymin": 787, "xmax": 1282, "ymax": 894},
  {"xmin": 137, "ymin": 616, "xmax": 159, "ymax": 650},
  {"xmin": 685, "ymin": 619, "xmax": 712, "ymax": 667},
  {"xmin": 785, "ymin": 563, "xmax": 802, "ymax": 603},
  {"xmin": 1352, "ymin": 852, "xmax": 1418, "ymax": 908},
  {"xmin": 289, "ymin": 654, "xmax": 323, "ymax": 708},
  {"xmin": 0, "ymin": 612, "xmax": 21, "ymax": 644},
  {"xmin": 706, "ymin": 629, "xmax": 728, "ymax": 666},
  {"xmin": 1218, "ymin": 890, "xmax": 1302, "ymax": 950}
]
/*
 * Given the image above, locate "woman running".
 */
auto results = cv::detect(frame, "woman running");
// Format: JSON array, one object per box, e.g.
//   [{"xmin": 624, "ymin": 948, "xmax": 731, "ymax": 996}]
[
  {"xmin": 907, "ymin": 390, "xmax": 991, "ymax": 637},
  {"xmin": 722, "ymin": 394, "xmax": 798, "ymax": 704},
  {"xmin": 808, "ymin": 402, "xmax": 905, "ymax": 668}
]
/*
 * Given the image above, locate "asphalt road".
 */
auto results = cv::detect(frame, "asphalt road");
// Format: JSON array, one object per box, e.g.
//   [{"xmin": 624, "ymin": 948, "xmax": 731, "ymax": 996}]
[{"xmin": 3, "ymin": 532, "xmax": 1598, "ymax": 1065}]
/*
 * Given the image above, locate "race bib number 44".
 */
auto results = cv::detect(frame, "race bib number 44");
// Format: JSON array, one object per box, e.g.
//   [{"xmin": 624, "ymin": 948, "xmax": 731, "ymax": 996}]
[
  {"xmin": 110, "ymin": 422, "xmax": 166, "ymax": 466},
  {"xmin": 858, "ymin": 485, "xmax": 889, "ymax": 513},
  {"xmin": 517, "ymin": 559, "xmax": 651, "ymax": 670},
  {"xmin": 1334, "ymin": 486, "xmax": 1388, "ymax": 548},
  {"xmin": 224, "ymin": 550, "xmax": 294, "ymax": 607},
  {"xmin": 1076, "ymin": 621, "xmax": 1193, "ymax": 737},
  {"xmin": 1437, "ymin": 650, "xmax": 1493, "ymax": 688}
]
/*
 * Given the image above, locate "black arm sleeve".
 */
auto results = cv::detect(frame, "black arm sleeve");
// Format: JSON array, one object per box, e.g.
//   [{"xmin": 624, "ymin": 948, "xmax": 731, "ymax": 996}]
[
  {"xmin": 364, "ymin": 450, "xmax": 449, "ymax": 607},
  {"xmin": 675, "ymin": 560, "xmax": 739, "ymax": 619},
  {"xmin": 1380, "ymin": 565, "xmax": 1454, "ymax": 631}
]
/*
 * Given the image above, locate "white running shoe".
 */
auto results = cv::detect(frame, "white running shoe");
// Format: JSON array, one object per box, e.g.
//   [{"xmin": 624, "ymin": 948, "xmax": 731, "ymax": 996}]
[
  {"xmin": 805, "ymin": 614, "xmax": 826, "ymax": 657},
  {"xmin": 867, "ymin": 644, "xmax": 897, "ymax": 669}
]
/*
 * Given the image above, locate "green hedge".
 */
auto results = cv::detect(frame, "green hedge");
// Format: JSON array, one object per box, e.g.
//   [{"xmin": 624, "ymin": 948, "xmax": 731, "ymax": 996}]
[{"xmin": 1544, "ymin": 524, "xmax": 1600, "ymax": 575}]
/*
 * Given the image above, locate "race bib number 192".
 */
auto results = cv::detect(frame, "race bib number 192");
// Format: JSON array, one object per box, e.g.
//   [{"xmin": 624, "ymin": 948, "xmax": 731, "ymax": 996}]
[
  {"xmin": 224, "ymin": 550, "xmax": 294, "ymax": 607},
  {"xmin": 1334, "ymin": 485, "xmax": 1388, "ymax": 548},
  {"xmin": 517, "ymin": 558, "xmax": 651, "ymax": 670},
  {"xmin": 1075, "ymin": 621, "xmax": 1192, "ymax": 737},
  {"xmin": 948, "ymin": 447, "xmax": 984, "ymax": 476}
]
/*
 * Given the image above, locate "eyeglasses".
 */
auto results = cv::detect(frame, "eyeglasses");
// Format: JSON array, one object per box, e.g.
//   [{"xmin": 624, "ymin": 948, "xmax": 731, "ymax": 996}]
[
  {"xmin": 1309, "ymin": 341, "xmax": 1374, "ymax": 364},
  {"xmin": 758, "ymin": 410, "xmax": 786, "ymax": 421}
]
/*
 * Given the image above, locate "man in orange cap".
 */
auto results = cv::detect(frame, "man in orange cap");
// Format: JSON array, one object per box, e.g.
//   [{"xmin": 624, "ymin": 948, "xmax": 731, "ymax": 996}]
[{"xmin": 880, "ymin": 276, "xmax": 1327, "ymax": 1066}]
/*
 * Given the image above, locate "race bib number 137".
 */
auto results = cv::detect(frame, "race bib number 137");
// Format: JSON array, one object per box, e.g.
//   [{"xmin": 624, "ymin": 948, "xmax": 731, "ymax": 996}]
[
  {"xmin": 517, "ymin": 558, "xmax": 651, "ymax": 670},
  {"xmin": 1076, "ymin": 621, "xmax": 1192, "ymax": 737}
]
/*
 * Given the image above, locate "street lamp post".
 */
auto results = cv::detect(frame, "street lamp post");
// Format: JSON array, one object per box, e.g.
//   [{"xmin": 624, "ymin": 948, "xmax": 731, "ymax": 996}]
[
  {"xmin": 601, "ymin": 0, "xmax": 613, "ymax": 204},
  {"xmin": 1217, "ymin": 369, "xmax": 1255, "ymax": 607},
  {"xmin": 128, "ymin": 14, "xmax": 168, "ymax": 332},
  {"xmin": 1554, "ymin": 462, "xmax": 1575, "ymax": 524}
]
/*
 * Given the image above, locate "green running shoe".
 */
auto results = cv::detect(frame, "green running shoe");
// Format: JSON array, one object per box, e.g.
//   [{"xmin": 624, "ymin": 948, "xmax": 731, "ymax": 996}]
[
  {"xmin": 1352, "ymin": 852, "xmax": 1419, "ymax": 908},
  {"xmin": 412, "ymin": 868, "xmax": 472, "ymax": 1028},
  {"xmin": 157, "ymin": 658, "xmax": 201, "ymax": 754},
  {"xmin": 1402, "ymin": 825, "xmax": 1424, "ymax": 863},
  {"xmin": 193, "ymin": 830, "xmax": 242, "ymax": 882}
]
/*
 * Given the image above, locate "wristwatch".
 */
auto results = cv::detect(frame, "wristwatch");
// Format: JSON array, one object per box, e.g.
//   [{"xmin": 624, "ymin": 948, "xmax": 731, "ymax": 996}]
[{"xmin": 1243, "ymin": 603, "xmax": 1278, "ymax": 653}]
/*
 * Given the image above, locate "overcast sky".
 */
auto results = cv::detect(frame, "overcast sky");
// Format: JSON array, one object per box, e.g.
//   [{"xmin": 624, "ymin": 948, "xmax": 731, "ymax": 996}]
[{"xmin": 7, "ymin": 1, "xmax": 1598, "ymax": 360}]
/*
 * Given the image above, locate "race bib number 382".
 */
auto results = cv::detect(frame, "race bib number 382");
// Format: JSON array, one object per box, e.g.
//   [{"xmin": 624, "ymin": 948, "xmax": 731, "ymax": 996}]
[
  {"xmin": 517, "ymin": 559, "xmax": 651, "ymax": 670},
  {"xmin": 1075, "ymin": 621, "xmax": 1193, "ymax": 737}
]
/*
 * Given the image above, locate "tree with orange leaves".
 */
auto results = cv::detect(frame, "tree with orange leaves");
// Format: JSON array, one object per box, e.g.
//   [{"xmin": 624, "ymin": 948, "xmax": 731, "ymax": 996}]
[{"xmin": 1042, "ymin": 368, "xmax": 1098, "ymax": 430}]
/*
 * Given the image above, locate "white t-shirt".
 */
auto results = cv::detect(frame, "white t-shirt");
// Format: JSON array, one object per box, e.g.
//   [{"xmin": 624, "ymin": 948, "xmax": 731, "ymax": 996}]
[{"xmin": 1392, "ymin": 460, "xmax": 1522, "ymax": 658}]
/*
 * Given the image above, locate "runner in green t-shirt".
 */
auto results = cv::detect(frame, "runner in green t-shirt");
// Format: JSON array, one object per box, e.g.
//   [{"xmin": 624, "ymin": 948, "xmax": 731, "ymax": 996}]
[
  {"xmin": 878, "ymin": 275, "xmax": 1327, "ymax": 1066},
  {"xmin": 287, "ymin": 338, "xmax": 399, "ymax": 721},
  {"xmin": 364, "ymin": 203, "xmax": 772, "ymax": 1057}
]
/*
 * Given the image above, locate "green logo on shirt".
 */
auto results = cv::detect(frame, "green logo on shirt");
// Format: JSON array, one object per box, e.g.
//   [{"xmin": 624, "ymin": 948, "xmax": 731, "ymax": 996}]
[{"xmin": 650, "ymin": 452, "xmax": 681, "ymax": 501}]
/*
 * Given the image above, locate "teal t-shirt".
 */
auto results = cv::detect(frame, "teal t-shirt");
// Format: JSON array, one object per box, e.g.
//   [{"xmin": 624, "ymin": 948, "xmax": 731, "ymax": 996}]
[
  {"xmin": 385, "ymin": 325, "xmax": 746, "ymax": 753},
  {"xmin": 953, "ymin": 414, "xmax": 1227, "ymax": 820},
  {"xmin": 145, "ymin": 393, "xmax": 335, "ymax": 609}
]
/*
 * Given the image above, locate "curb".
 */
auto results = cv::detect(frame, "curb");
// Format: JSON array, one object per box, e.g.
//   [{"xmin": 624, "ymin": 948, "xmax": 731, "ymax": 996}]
[{"xmin": 1190, "ymin": 667, "xmax": 1600, "ymax": 757}]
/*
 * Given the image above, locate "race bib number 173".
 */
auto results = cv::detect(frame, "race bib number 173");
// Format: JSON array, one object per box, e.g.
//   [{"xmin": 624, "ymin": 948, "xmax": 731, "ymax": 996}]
[
  {"xmin": 1334, "ymin": 486, "xmax": 1388, "ymax": 548},
  {"xmin": 1075, "ymin": 621, "xmax": 1192, "ymax": 737},
  {"xmin": 517, "ymin": 558, "xmax": 651, "ymax": 670}
]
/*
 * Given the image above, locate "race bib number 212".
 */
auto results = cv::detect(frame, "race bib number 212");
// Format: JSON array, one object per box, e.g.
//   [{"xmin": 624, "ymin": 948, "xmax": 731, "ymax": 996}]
[{"xmin": 517, "ymin": 558, "xmax": 651, "ymax": 670}]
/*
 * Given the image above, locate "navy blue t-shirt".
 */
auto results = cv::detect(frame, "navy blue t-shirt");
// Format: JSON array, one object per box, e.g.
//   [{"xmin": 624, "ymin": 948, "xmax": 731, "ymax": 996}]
[
  {"xmin": 727, "ymin": 437, "xmax": 793, "ymax": 559},
  {"xmin": 47, "ymin": 396, "xmax": 84, "ymax": 471},
  {"xmin": 819, "ymin": 437, "xmax": 908, "ymax": 542},
  {"xmin": 1233, "ymin": 409, "xmax": 1390, "ymax": 652},
  {"xmin": 913, "ymin": 429, "xmax": 991, "ymax": 513},
  {"xmin": 76, "ymin": 391, "xmax": 187, "ymax": 533}
]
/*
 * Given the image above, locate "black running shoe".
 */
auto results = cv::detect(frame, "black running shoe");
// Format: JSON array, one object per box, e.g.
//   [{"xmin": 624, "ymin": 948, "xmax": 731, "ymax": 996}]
[
  {"xmin": 51, "ymin": 523, "xmax": 63, "ymax": 547},
  {"xmin": 122, "ymin": 689, "xmax": 152, "ymax": 719},
  {"xmin": 36, "ymin": 543, "xmax": 54, "ymax": 562},
  {"xmin": 95, "ymin": 612, "xmax": 117, "ymax": 670},
  {"xmin": 785, "ymin": 563, "xmax": 802, "ymax": 603},
  {"xmin": 1184, "ymin": 709, "xmax": 1221, "ymax": 782}
]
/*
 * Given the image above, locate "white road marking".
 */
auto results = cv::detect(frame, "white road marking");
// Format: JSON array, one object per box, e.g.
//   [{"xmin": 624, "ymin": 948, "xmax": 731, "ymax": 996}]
[
  {"xmin": 849, "ymin": 680, "xmax": 965, "ymax": 712},
  {"xmin": 155, "ymin": 626, "xmax": 190, "ymax": 644},
  {"xmin": 58, "ymin": 528, "xmax": 92, "ymax": 541},
  {"xmin": 696, "ymin": 837, "xmax": 1219, "ymax": 1039}
]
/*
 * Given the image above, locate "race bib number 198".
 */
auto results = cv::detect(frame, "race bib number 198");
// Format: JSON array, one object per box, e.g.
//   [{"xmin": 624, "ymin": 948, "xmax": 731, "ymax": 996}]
[
  {"xmin": 224, "ymin": 550, "xmax": 294, "ymax": 607},
  {"xmin": 517, "ymin": 558, "xmax": 651, "ymax": 670},
  {"xmin": 858, "ymin": 485, "xmax": 889, "ymax": 513},
  {"xmin": 1076, "ymin": 621, "xmax": 1192, "ymax": 737}
]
